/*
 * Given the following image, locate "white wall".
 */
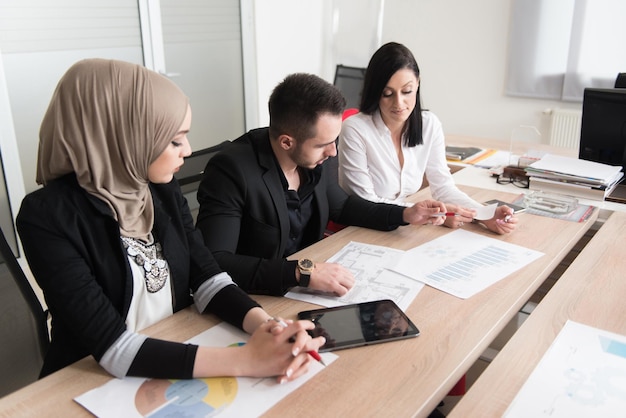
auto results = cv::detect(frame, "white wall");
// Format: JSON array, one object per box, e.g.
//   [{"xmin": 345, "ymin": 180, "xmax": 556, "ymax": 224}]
[
  {"xmin": 252, "ymin": 0, "xmax": 384, "ymax": 127},
  {"xmin": 253, "ymin": 0, "xmax": 329, "ymax": 126},
  {"xmin": 382, "ymin": 0, "xmax": 581, "ymax": 142},
  {"xmin": 253, "ymin": 0, "xmax": 582, "ymax": 143}
]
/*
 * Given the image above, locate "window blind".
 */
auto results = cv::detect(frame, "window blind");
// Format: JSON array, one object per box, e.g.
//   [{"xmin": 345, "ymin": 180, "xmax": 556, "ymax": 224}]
[
  {"xmin": 506, "ymin": 0, "xmax": 626, "ymax": 102},
  {"xmin": 0, "ymin": 0, "xmax": 141, "ymax": 53},
  {"xmin": 161, "ymin": 0, "xmax": 241, "ymax": 44}
]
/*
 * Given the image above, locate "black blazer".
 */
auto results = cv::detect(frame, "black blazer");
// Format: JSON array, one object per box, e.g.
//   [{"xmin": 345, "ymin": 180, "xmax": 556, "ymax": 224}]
[
  {"xmin": 17, "ymin": 174, "xmax": 257, "ymax": 378},
  {"xmin": 196, "ymin": 128, "xmax": 406, "ymax": 295}
]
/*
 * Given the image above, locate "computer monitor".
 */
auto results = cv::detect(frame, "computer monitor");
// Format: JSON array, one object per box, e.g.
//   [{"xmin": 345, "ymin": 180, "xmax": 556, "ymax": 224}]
[
  {"xmin": 579, "ymin": 88, "xmax": 626, "ymax": 203},
  {"xmin": 579, "ymin": 88, "xmax": 626, "ymax": 168}
]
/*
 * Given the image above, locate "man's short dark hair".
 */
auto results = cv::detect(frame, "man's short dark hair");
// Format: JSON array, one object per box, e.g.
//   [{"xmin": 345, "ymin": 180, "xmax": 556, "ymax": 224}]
[{"xmin": 268, "ymin": 73, "xmax": 346, "ymax": 141}]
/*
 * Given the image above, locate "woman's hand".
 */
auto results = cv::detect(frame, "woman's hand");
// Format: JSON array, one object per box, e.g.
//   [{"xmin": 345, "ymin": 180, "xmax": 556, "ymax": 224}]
[
  {"xmin": 442, "ymin": 204, "xmax": 476, "ymax": 229},
  {"xmin": 479, "ymin": 205, "xmax": 517, "ymax": 235},
  {"xmin": 193, "ymin": 316, "xmax": 324, "ymax": 382},
  {"xmin": 242, "ymin": 318, "xmax": 325, "ymax": 383}
]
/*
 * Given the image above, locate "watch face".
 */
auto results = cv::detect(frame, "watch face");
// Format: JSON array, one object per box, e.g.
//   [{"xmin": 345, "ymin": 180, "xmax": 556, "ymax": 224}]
[{"xmin": 299, "ymin": 259, "xmax": 314, "ymax": 270}]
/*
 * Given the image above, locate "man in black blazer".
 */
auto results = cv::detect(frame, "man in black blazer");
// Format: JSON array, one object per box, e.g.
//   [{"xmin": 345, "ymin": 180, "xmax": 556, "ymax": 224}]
[{"xmin": 196, "ymin": 73, "xmax": 446, "ymax": 296}]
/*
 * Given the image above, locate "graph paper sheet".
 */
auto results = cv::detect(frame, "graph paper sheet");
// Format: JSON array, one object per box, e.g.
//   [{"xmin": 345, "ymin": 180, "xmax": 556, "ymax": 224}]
[{"xmin": 389, "ymin": 229, "xmax": 544, "ymax": 299}]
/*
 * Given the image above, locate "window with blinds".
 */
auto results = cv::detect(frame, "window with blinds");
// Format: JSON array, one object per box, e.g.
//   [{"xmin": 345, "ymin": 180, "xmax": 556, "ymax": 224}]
[
  {"xmin": 159, "ymin": 0, "xmax": 246, "ymax": 151},
  {"xmin": 161, "ymin": 0, "xmax": 241, "ymax": 44},
  {"xmin": 0, "ymin": 0, "xmax": 247, "ymax": 198},
  {"xmin": 0, "ymin": 0, "xmax": 145, "ymax": 197},
  {"xmin": 0, "ymin": 0, "xmax": 141, "ymax": 53}
]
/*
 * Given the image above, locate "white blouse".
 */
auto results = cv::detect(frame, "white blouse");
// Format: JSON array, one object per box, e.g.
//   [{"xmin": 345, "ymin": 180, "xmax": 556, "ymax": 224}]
[
  {"xmin": 125, "ymin": 259, "xmax": 173, "ymax": 332},
  {"xmin": 338, "ymin": 110, "xmax": 480, "ymax": 209},
  {"xmin": 123, "ymin": 234, "xmax": 173, "ymax": 332},
  {"xmin": 100, "ymin": 234, "xmax": 235, "ymax": 378}
]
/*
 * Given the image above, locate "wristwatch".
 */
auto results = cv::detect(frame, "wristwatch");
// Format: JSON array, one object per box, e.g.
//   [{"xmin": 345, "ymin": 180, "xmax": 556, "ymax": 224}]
[{"xmin": 297, "ymin": 258, "xmax": 315, "ymax": 287}]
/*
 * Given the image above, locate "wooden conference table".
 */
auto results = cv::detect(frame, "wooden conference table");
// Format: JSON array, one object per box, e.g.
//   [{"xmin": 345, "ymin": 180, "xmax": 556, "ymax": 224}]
[
  {"xmin": 449, "ymin": 210, "xmax": 626, "ymax": 417},
  {"xmin": 0, "ymin": 185, "xmax": 598, "ymax": 418}
]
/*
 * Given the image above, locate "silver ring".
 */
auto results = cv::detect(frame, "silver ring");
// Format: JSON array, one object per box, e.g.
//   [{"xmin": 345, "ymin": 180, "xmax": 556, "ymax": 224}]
[{"xmin": 459, "ymin": 222, "xmax": 464, "ymax": 227}]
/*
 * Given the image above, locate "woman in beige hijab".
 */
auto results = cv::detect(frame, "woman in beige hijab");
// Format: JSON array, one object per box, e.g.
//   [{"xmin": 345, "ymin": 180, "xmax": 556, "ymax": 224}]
[{"xmin": 17, "ymin": 58, "xmax": 324, "ymax": 382}]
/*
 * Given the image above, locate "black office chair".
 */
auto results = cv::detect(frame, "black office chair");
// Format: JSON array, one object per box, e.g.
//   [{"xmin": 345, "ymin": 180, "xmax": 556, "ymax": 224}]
[
  {"xmin": 0, "ymin": 225, "xmax": 49, "ymax": 396},
  {"xmin": 174, "ymin": 141, "xmax": 231, "ymax": 221},
  {"xmin": 333, "ymin": 64, "xmax": 366, "ymax": 110},
  {"xmin": 615, "ymin": 73, "xmax": 626, "ymax": 88},
  {"xmin": 175, "ymin": 141, "xmax": 231, "ymax": 190}
]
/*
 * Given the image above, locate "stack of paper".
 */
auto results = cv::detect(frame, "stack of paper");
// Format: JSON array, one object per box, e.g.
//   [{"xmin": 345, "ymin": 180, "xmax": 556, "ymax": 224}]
[{"xmin": 525, "ymin": 154, "xmax": 624, "ymax": 201}]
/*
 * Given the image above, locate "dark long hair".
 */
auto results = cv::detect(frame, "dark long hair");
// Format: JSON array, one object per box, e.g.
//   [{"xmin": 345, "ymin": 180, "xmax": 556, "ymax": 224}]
[{"xmin": 360, "ymin": 42, "xmax": 423, "ymax": 147}]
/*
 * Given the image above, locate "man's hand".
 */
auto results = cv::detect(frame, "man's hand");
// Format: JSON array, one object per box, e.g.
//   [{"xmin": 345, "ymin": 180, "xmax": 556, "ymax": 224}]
[
  {"xmin": 402, "ymin": 199, "xmax": 448, "ymax": 225},
  {"xmin": 304, "ymin": 262, "xmax": 355, "ymax": 296}
]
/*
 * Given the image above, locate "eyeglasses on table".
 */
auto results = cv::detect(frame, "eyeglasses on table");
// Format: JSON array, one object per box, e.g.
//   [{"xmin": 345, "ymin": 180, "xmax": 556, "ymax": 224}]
[{"xmin": 495, "ymin": 173, "xmax": 529, "ymax": 188}]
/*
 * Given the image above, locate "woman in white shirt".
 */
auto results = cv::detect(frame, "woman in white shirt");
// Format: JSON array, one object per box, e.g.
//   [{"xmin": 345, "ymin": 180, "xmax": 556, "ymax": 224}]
[{"xmin": 338, "ymin": 42, "xmax": 516, "ymax": 234}]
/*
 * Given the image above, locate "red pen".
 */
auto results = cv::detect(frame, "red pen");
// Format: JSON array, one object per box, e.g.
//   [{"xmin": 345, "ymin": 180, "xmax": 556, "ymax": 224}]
[
  {"xmin": 305, "ymin": 348, "xmax": 326, "ymax": 366},
  {"xmin": 270, "ymin": 318, "xmax": 326, "ymax": 366},
  {"xmin": 430, "ymin": 212, "xmax": 458, "ymax": 217}
]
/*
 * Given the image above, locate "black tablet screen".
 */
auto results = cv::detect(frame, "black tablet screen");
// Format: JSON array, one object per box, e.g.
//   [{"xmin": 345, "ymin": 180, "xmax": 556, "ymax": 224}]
[{"xmin": 297, "ymin": 299, "xmax": 420, "ymax": 352}]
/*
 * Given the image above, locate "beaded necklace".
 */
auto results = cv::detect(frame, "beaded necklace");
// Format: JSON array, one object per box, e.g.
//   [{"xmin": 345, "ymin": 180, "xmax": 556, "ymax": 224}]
[{"xmin": 121, "ymin": 233, "xmax": 168, "ymax": 293}]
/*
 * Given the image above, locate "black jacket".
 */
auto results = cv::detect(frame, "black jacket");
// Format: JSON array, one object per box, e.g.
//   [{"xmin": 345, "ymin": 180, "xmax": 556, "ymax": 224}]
[
  {"xmin": 17, "ymin": 174, "xmax": 258, "ymax": 378},
  {"xmin": 196, "ymin": 128, "xmax": 407, "ymax": 295}
]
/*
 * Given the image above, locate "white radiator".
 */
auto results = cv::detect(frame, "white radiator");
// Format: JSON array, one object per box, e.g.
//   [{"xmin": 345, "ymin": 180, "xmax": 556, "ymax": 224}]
[{"xmin": 548, "ymin": 108, "xmax": 582, "ymax": 149}]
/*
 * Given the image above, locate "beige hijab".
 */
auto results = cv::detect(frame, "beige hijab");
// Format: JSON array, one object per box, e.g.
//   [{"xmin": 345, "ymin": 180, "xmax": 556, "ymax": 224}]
[{"xmin": 36, "ymin": 58, "xmax": 189, "ymax": 239}]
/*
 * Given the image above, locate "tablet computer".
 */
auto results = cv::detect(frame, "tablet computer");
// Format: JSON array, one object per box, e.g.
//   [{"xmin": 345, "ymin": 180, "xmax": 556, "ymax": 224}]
[{"xmin": 297, "ymin": 299, "xmax": 420, "ymax": 352}]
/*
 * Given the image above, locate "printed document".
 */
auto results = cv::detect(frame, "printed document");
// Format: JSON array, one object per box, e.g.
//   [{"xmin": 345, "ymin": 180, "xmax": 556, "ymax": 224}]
[
  {"xmin": 389, "ymin": 229, "xmax": 544, "ymax": 299},
  {"xmin": 285, "ymin": 241, "xmax": 424, "ymax": 310},
  {"xmin": 505, "ymin": 320, "xmax": 626, "ymax": 417},
  {"xmin": 75, "ymin": 323, "xmax": 337, "ymax": 418}
]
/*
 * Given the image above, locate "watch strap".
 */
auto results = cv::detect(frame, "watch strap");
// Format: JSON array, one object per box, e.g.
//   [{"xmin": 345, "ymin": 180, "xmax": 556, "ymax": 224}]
[{"xmin": 299, "ymin": 271, "xmax": 311, "ymax": 287}]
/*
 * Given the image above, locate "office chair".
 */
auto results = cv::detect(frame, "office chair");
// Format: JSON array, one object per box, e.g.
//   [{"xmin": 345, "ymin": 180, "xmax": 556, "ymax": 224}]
[
  {"xmin": 174, "ymin": 141, "xmax": 231, "ymax": 191},
  {"xmin": 324, "ymin": 109, "xmax": 359, "ymax": 237},
  {"xmin": 615, "ymin": 73, "xmax": 626, "ymax": 88},
  {"xmin": 174, "ymin": 141, "xmax": 231, "ymax": 221},
  {"xmin": 0, "ymin": 225, "xmax": 49, "ymax": 396},
  {"xmin": 333, "ymin": 64, "xmax": 367, "ymax": 109}
]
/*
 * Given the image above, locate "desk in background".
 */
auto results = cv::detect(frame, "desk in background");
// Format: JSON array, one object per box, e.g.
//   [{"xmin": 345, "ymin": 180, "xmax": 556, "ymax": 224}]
[
  {"xmin": 445, "ymin": 134, "xmax": 577, "ymax": 160},
  {"xmin": 453, "ymin": 165, "xmax": 626, "ymax": 215},
  {"xmin": 446, "ymin": 135, "xmax": 626, "ymax": 214},
  {"xmin": 0, "ymin": 185, "xmax": 598, "ymax": 417},
  {"xmin": 449, "ymin": 210, "xmax": 626, "ymax": 417}
]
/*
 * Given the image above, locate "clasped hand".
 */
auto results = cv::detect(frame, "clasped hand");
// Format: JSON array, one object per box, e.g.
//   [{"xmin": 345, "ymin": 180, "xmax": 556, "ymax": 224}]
[{"xmin": 245, "ymin": 318, "xmax": 325, "ymax": 384}]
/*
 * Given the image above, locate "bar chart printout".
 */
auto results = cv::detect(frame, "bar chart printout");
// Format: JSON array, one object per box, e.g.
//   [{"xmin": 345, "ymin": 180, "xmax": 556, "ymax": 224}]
[{"xmin": 390, "ymin": 229, "xmax": 544, "ymax": 299}]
